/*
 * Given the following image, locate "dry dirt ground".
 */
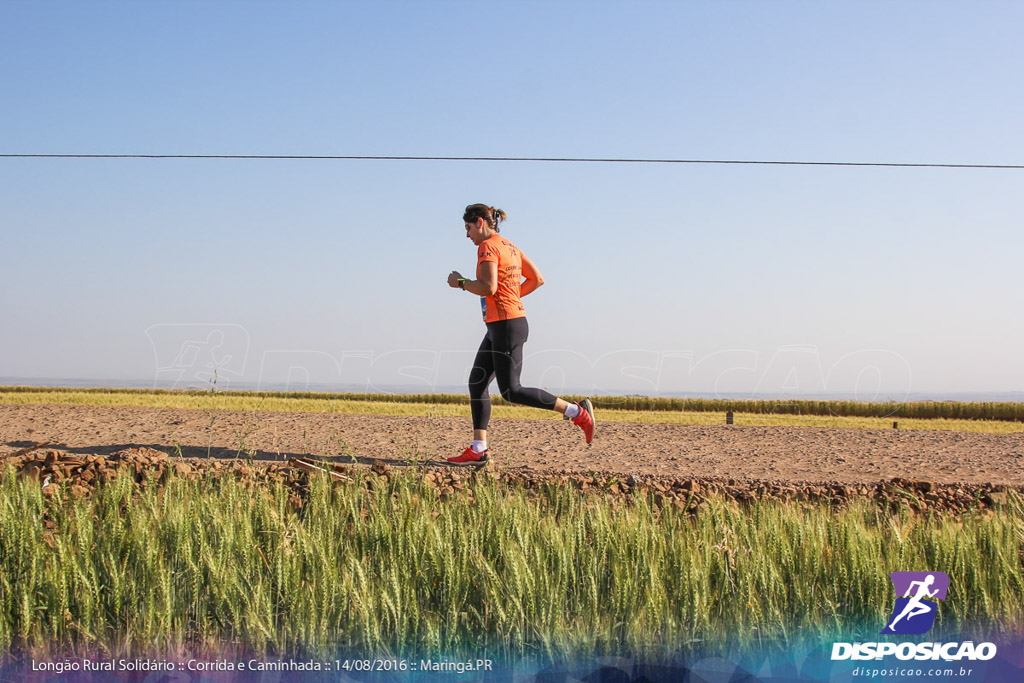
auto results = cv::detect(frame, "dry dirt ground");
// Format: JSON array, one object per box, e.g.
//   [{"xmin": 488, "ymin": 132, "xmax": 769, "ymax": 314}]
[{"xmin": 2, "ymin": 403, "xmax": 1024, "ymax": 488}]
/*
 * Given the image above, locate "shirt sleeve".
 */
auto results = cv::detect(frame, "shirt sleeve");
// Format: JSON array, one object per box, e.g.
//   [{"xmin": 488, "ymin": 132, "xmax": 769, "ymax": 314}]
[{"xmin": 477, "ymin": 241, "xmax": 499, "ymax": 264}]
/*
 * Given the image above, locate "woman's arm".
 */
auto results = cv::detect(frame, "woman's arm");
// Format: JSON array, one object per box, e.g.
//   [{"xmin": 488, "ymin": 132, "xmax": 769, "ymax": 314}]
[
  {"xmin": 448, "ymin": 261, "xmax": 498, "ymax": 296},
  {"xmin": 519, "ymin": 253, "xmax": 544, "ymax": 297}
]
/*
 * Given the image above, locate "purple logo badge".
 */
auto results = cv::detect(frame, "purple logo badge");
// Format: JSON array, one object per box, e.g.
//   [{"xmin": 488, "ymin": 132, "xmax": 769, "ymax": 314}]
[{"xmin": 882, "ymin": 571, "xmax": 949, "ymax": 635}]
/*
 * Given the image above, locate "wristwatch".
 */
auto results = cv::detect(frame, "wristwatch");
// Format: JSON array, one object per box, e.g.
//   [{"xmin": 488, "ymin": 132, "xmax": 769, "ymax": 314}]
[{"xmin": 458, "ymin": 278, "xmax": 467, "ymax": 290}]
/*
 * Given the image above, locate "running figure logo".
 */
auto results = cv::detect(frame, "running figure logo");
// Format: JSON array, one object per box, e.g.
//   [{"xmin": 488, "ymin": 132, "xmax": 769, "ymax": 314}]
[{"xmin": 882, "ymin": 571, "xmax": 949, "ymax": 635}]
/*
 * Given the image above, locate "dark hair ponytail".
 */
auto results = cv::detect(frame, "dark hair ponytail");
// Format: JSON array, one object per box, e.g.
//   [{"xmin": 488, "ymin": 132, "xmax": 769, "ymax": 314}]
[{"xmin": 463, "ymin": 203, "xmax": 506, "ymax": 232}]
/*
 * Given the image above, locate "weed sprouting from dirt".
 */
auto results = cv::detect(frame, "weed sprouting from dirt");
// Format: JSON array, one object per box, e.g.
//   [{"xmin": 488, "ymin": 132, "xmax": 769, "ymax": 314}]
[
  {"xmin": 234, "ymin": 422, "xmax": 259, "ymax": 462},
  {"xmin": 205, "ymin": 414, "xmax": 217, "ymax": 459}
]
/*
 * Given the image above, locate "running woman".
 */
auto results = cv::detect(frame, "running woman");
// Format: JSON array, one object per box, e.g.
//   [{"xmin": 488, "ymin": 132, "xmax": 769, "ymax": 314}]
[{"xmin": 446, "ymin": 203, "xmax": 594, "ymax": 466}]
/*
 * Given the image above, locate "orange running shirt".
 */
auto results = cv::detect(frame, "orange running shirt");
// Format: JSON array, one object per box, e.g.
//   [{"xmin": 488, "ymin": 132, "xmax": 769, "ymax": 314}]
[{"xmin": 477, "ymin": 234, "xmax": 527, "ymax": 323}]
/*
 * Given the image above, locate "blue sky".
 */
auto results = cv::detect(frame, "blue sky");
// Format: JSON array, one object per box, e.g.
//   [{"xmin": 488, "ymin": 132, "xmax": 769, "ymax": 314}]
[{"xmin": 2, "ymin": 1, "xmax": 1022, "ymax": 398}]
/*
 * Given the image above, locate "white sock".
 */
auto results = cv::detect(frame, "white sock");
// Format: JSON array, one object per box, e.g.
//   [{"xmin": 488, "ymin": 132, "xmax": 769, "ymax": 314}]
[
  {"xmin": 564, "ymin": 403, "xmax": 580, "ymax": 419},
  {"xmin": 472, "ymin": 440, "xmax": 488, "ymax": 453}
]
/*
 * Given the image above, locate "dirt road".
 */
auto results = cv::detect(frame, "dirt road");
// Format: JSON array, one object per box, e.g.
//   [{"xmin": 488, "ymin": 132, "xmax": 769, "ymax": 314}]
[{"xmin": 3, "ymin": 404, "xmax": 1023, "ymax": 486}]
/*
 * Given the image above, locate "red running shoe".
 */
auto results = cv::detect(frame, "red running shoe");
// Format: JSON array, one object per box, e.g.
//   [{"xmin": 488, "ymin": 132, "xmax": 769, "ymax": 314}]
[
  {"xmin": 447, "ymin": 447, "xmax": 490, "ymax": 466},
  {"xmin": 572, "ymin": 398, "xmax": 595, "ymax": 444}
]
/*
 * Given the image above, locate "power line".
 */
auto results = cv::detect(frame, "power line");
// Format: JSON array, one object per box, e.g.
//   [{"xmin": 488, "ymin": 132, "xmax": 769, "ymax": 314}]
[{"xmin": 1, "ymin": 153, "xmax": 1022, "ymax": 170}]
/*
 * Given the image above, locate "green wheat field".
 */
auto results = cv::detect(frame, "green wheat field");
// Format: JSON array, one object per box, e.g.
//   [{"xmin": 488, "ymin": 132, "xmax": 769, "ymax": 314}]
[{"xmin": 2, "ymin": 465, "xmax": 1022, "ymax": 663}]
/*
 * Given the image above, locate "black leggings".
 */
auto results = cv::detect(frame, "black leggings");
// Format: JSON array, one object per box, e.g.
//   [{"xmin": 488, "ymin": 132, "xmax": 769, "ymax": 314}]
[{"xmin": 469, "ymin": 317, "xmax": 557, "ymax": 430}]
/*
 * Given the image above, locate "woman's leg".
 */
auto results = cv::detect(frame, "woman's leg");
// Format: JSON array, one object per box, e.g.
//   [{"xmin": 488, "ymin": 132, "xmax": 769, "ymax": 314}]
[
  {"xmin": 448, "ymin": 332, "xmax": 498, "ymax": 465},
  {"xmin": 492, "ymin": 318, "xmax": 558, "ymax": 410},
  {"xmin": 468, "ymin": 330, "xmax": 497, "ymax": 434},
  {"xmin": 492, "ymin": 318, "xmax": 595, "ymax": 444}
]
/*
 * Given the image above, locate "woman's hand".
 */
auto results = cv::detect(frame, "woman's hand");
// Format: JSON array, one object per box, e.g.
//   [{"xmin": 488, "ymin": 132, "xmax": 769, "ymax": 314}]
[{"xmin": 447, "ymin": 271, "xmax": 464, "ymax": 288}]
